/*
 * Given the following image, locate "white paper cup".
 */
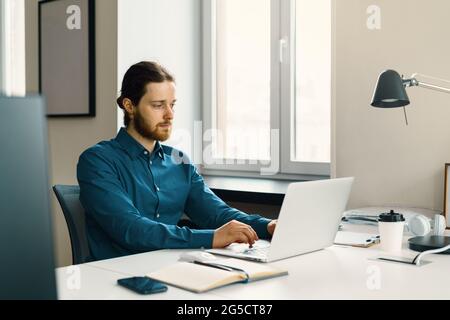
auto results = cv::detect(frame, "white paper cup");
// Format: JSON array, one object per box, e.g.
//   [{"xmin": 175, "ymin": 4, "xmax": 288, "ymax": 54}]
[{"xmin": 378, "ymin": 221, "xmax": 405, "ymax": 253}]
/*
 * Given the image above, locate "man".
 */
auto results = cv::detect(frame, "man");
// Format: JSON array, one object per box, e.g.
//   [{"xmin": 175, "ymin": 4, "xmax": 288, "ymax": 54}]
[{"xmin": 77, "ymin": 61, "xmax": 276, "ymax": 260}]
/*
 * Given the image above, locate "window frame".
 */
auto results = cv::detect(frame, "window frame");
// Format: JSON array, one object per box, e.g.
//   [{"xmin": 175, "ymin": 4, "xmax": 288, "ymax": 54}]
[
  {"xmin": 201, "ymin": 0, "xmax": 331, "ymax": 179},
  {"xmin": 280, "ymin": 0, "xmax": 331, "ymax": 176}
]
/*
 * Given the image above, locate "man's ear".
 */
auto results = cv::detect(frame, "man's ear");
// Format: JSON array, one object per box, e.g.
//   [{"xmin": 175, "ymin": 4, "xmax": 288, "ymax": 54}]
[{"xmin": 122, "ymin": 98, "xmax": 134, "ymax": 119}]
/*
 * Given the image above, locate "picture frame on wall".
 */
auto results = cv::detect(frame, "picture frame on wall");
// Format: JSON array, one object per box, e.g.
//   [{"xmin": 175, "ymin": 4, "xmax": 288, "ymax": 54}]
[
  {"xmin": 39, "ymin": 0, "xmax": 95, "ymax": 117},
  {"xmin": 444, "ymin": 163, "xmax": 450, "ymax": 229}
]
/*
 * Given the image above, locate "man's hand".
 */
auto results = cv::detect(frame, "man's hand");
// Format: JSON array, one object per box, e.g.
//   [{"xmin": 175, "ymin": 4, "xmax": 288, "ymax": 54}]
[
  {"xmin": 212, "ymin": 220, "xmax": 259, "ymax": 248},
  {"xmin": 267, "ymin": 219, "xmax": 277, "ymax": 236}
]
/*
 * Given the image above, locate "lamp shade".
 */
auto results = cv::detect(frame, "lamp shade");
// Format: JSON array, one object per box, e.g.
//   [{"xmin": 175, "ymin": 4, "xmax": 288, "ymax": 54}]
[{"xmin": 371, "ymin": 69, "xmax": 410, "ymax": 108}]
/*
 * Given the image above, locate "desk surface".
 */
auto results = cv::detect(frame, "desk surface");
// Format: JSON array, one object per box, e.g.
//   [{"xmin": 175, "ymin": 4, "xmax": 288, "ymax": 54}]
[{"xmin": 57, "ymin": 225, "xmax": 450, "ymax": 300}]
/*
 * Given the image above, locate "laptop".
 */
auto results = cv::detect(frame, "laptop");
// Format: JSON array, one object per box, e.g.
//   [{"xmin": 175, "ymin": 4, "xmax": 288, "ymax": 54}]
[{"xmin": 207, "ymin": 177, "xmax": 354, "ymax": 262}]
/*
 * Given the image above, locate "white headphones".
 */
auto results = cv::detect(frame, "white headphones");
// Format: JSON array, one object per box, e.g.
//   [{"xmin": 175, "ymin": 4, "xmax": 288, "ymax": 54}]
[{"xmin": 408, "ymin": 214, "xmax": 446, "ymax": 237}]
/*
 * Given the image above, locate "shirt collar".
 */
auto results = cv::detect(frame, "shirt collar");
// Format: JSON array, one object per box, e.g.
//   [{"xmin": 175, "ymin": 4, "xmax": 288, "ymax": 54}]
[
  {"xmin": 115, "ymin": 127, "xmax": 165, "ymax": 160},
  {"xmin": 154, "ymin": 141, "xmax": 165, "ymax": 160}
]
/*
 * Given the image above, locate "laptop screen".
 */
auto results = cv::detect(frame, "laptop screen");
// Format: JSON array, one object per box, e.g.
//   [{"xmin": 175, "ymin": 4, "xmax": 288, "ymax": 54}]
[{"xmin": 0, "ymin": 96, "xmax": 57, "ymax": 299}]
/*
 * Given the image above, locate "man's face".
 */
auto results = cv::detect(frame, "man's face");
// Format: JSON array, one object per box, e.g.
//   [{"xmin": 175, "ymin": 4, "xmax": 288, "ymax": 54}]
[{"xmin": 131, "ymin": 81, "xmax": 176, "ymax": 141}]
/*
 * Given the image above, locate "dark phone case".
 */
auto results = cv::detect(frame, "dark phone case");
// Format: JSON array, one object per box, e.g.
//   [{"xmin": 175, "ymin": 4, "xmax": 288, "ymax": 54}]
[{"xmin": 117, "ymin": 276, "xmax": 168, "ymax": 294}]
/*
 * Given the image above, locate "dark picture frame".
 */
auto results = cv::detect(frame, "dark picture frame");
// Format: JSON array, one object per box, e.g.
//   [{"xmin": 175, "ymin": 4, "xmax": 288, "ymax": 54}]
[
  {"xmin": 39, "ymin": 0, "xmax": 95, "ymax": 117},
  {"xmin": 444, "ymin": 163, "xmax": 450, "ymax": 229}
]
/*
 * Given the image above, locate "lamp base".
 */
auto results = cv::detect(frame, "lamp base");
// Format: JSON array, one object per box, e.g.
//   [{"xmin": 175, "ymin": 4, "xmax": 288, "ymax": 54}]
[{"xmin": 408, "ymin": 235, "xmax": 450, "ymax": 254}]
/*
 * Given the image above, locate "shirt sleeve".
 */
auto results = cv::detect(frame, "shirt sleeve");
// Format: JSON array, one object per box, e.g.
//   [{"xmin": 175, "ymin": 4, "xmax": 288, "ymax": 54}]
[
  {"xmin": 184, "ymin": 164, "xmax": 272, "ymax": 239},
  {"xmin": 77, "ymin": 148, "xmax": 214, "ymax": 251}
]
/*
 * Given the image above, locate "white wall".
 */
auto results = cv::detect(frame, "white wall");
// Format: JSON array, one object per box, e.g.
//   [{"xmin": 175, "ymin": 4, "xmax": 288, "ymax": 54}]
[
  {"xmin": 117, "ymin": 0, "xmax": 202, "ymax": 158},
  {"xmin": 334, "ymin": 0, "xmax": 450, "ymax": 211}
]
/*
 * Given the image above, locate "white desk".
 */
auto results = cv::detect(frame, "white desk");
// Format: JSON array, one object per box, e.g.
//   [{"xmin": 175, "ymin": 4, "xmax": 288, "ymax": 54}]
[
  {"xmin": 57, "ymin": 225, "xmax": 450, "ymax": 299},
  {"xmin": 56, "ymin": 261, "xmax": 220, "ymax": 300}
]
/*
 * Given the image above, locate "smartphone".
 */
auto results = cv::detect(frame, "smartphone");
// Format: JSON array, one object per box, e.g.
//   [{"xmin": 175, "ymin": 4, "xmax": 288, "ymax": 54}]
[{"xmin": 117, "ymin": 276, "xmax": 168, "ymax": 295}]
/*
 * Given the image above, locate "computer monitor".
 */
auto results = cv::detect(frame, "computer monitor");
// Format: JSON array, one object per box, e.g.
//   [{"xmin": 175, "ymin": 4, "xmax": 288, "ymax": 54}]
[{"xmin": 0, "ymin": 96, "xmax": 57, "ymax": 299}]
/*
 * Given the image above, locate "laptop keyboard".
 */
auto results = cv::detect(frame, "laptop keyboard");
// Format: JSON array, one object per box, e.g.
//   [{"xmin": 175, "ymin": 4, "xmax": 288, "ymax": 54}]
[
  {"xmin": 227, "ymin": 240, "xmax": 271, "ymax": 257},
  {"xmin": 243, "ymin": 246, "xmax": 269, "ymax": 257}
]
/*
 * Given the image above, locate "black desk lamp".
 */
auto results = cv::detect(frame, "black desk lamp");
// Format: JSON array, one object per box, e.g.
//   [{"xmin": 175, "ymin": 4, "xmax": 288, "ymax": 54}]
[
  {"xmin": 371, "ymin": 69, "xmax": 450, "ymax": 124},
  {"xmin": 370, "ymin": 69, "xmax": 450, "ymax": 253}
]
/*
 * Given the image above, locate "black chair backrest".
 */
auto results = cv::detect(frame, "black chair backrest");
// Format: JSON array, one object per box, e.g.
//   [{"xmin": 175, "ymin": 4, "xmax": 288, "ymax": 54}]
[{"xmin": 53, "ymin": 185, "xmax": 90, "ymax": 264}]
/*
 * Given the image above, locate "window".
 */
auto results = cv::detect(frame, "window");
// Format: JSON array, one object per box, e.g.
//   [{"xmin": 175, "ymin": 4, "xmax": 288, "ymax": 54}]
[
  {"xmin": 203, "ymin": 0, "xmax": 331, "ymax": 177},
  {"xmin": 293, "ymin": 0, "xmax": 331, "ymax": 164},
  {"xmin": 0, "ymin": 0, "xmax": 25, "ymax": 96},
  {"xmin": 214, "ymin": 0, "xmax": 271, "ymax": 162}
]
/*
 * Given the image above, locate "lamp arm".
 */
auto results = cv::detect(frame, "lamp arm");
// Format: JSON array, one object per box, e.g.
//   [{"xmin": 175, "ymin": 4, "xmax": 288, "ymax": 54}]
[
  {"xmin": 416, "ymin": 82, "xmax": 450, "ymax": 94},
  {"xmin": 403, "ymin": 73, "xmax": 450, "ymax": 94}
]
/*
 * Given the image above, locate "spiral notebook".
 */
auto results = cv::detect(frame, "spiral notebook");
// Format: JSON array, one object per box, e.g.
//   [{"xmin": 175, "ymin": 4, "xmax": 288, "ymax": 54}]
[{"xmin": 334, "ymin": 231, "xmax": 380, "ymax": 248}]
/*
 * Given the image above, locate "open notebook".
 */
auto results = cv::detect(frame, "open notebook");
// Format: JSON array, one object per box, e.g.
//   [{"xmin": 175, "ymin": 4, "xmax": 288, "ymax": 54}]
[{"xmin": 146, "ymin": 258, "xmax": 288, "ymax": 293}]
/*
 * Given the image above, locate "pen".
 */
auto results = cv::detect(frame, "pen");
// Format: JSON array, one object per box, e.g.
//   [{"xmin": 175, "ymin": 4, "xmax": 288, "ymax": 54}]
[{"xmin": 193, "ymin": 261, "xmax": 250, "ymax": 282}]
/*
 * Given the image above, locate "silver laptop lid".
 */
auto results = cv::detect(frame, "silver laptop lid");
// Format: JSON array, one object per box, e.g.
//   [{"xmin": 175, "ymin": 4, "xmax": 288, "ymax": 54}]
[{"xmin": 267, "ymin": 177, "xmax": 354, "ymax": 262}]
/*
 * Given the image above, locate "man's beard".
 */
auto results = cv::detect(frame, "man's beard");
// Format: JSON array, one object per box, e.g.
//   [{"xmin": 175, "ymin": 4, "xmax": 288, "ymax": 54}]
[{"xmin": 133, "ymin": 110, "xmax": 171, "ymax": 142}]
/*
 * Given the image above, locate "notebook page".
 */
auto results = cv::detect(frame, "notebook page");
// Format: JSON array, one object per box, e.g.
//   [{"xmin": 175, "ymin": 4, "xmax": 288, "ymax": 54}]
[
  {"xmin": 147, "ymin": 262, "xmax": 244, "ymax": 292},
  {"xmin": 209, "ymin": 258, "xmax": 288, "ymax": 280}
]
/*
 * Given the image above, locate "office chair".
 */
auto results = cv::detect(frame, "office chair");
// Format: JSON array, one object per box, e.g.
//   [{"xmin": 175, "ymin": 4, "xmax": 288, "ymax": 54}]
[
  {"xmin": 53, "ymin": 185, "xmax": 200, "ymax": 264},
  {"xmin": 53, "ymin": 185, "xmax": 91, "ymax": 265}
]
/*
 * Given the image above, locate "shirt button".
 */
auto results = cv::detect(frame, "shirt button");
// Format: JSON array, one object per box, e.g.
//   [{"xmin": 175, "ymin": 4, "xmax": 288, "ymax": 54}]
[
  {"xmin": 144, "ymin": 151, "xmax": 148, "ymax": 155},
  {"xmin": 150, "ymin": 161, "xmax": 153, "ymax": 165},
  {"xmin": 155, "ymin": 186, "xmax": 160, "ymax": 191},
  {"xmin": 156, "ymin": 213, "xmax": 160, "ymax": 218}
]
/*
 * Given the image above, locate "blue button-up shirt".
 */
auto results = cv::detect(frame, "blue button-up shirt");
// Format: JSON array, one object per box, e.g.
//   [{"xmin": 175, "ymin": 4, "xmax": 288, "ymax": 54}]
[{"xmin": 77, "ymin": 128, "xmax": 271, "ymax": 260}]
